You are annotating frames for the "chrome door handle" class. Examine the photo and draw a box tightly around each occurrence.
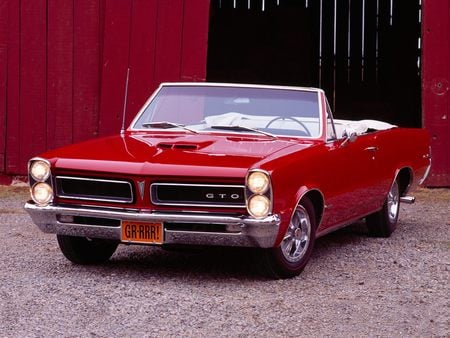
[365,146,378,152]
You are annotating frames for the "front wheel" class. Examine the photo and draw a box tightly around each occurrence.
[259,197,316,279]
[366,179,400,237]
[57,235,119,264]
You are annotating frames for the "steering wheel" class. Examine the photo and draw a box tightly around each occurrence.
[265,116,311,136]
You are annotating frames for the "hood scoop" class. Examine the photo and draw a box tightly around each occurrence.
[157,142,199,151]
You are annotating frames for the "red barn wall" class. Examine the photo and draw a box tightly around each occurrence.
[422,0,450,187]
[0,0,449,186]
[0,0,210,176]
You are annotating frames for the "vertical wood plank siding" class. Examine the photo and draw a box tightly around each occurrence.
[20,1,47,170]
[127,0,158,126]
[1,0,209,176]
[5,0,20,174]
[98,0,134,136]
[47,0,74,149]
[0,0,448,186]
[73,0,102,143]
[422,0,450,186]
[0,1,7,172]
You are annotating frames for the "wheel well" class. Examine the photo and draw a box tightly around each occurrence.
[397,167,413,196]
[302,190,324,228]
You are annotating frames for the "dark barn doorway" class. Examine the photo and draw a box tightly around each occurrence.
[207,0,422,127]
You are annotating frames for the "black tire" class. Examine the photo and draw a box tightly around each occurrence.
[259,197,316,279]
[56,235,119,264]
[366,179,400,237]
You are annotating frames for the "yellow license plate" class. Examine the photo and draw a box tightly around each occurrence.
[121,221,163,244]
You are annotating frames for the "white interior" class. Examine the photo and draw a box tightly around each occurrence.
[333,119,396,138]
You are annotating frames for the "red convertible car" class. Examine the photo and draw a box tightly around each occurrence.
[25,82,431,278]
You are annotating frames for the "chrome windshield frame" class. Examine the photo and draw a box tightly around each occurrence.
[129,82,325,140]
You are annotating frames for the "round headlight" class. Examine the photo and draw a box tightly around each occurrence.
[247,171,269,194]
[31,183,53,205]
[248,195,270,218]
[30,160,51,182]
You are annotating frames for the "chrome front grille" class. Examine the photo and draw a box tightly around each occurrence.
[55,176,134,203]
[151,183,245,208]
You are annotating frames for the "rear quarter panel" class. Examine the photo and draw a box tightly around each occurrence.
[372,128,431,199]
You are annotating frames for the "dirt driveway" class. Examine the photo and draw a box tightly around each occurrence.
[0,186,448,337]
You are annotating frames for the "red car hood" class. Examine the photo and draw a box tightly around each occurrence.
[43,132,313,178]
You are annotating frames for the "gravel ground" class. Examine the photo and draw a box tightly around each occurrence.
[0,186,449,337]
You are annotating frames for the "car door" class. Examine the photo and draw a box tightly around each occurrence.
[318,107,382,231]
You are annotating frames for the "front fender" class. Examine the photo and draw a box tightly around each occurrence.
[271,183,319,247]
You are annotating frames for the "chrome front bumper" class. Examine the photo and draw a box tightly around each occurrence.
[24,202,281,248]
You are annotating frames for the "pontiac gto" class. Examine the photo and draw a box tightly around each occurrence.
[25,83,431,278]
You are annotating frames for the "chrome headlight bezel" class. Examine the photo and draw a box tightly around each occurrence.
[247,170,270,194]
[31,182,54,206]
[247,194,271,218]
[245,169,273,219]
[28,157,54,206]
[30,159,51,182]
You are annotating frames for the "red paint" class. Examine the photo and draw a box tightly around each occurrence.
[98,0,133,137]
[0,0,7,173]
[180,1,210,81]
[20,1,47,169]
[0,174,26,185]
[40,125,429,233]
[153,0,184,85]
[47,0,74,149]
[0,0,209,177]
[422,0,450,186]
[0,0,447,187]
[32,84,431,248]
[73,0,102,143]
[127,0,159,128]
[5,0,21,174]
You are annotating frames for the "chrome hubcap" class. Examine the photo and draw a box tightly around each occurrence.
[281,205,311,263]
[387,180,400,223]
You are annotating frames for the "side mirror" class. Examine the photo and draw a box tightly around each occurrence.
[341,128,357,146]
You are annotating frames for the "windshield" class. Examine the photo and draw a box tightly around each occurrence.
[132,85,322,138]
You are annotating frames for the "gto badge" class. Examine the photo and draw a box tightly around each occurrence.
[206,193,240,200]
[138,181,145,200]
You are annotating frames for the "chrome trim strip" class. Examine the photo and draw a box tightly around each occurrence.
[316,207,380,238]
[25,203,280,226]
[56,176,133,185]
[55,176,133,204]
[151,183,246,208]
[296,188,325,228]
[150,202,244,208]
[25,202,281,248]
[151,183,245,188]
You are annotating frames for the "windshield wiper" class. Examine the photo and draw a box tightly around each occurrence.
[210,125,277,139]
[142,121,198,134]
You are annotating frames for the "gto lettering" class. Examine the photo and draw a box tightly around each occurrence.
[205,193,240,200]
